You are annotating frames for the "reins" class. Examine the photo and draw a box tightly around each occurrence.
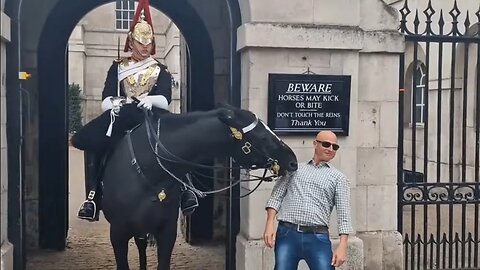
[143,110,278,173]
[187,170,273,199]
[138,109,279,198]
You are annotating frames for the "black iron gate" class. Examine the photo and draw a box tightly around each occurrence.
[398,1,480,270]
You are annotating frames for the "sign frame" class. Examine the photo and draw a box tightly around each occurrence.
[267,73,351,136]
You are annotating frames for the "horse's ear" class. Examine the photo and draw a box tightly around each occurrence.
[218,108,236,126]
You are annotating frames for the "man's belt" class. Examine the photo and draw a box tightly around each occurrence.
[279,221,328,234]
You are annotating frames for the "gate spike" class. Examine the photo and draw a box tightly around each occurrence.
[427,233,436,245]
[476,4,480,24]
[399,0,412,34]
[466,232,473,242]
[416,233,423,244]
[439,10,445,35]
[441,232,448,244]
[464,11,470,35]
[403,233,410,245]
[414,10,420,34]
[449,0,461,36]
[454,232,460,243]
[423,0,436,35]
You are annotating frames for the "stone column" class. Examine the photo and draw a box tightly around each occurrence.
[163,23,182,113]
[1,7,13,270]
[68,25,86,90]
[235,1,404,269]
[354,1,404,269]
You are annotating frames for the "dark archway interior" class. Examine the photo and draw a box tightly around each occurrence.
[37,0,215,250]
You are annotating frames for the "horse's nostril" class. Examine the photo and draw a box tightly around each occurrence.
[289,161,298,170]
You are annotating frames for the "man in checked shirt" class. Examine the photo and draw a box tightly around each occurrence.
[264,130,353,270]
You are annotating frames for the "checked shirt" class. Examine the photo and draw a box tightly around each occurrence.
[266,160,353,235]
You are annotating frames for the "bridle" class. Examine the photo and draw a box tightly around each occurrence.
[131,109,283,198]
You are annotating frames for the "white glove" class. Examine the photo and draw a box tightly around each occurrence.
[101,96,114,112]
[137,95,169,110]
[102,96,126,112]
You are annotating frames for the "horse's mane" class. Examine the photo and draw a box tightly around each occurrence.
[150,108,223,129]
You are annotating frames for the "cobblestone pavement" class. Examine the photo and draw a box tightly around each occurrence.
[26,148,225,270]
[26,216,225,270]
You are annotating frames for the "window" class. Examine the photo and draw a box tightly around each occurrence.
[412,64,426,124]
[403,169,424,183]
[115,0,135,30]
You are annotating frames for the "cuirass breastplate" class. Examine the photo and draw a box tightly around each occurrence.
[119,59,161,99]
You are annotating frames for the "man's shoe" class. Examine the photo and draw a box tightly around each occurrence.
[180,190,199,216]
[77,200,97,221]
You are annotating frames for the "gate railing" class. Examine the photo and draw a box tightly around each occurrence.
[403,232,480,270]
[398,1,480,269]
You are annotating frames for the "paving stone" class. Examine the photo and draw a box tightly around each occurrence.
[26,147,225,270]
[26,218,225,270]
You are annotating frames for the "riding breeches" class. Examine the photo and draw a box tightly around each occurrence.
[71,104,145,152]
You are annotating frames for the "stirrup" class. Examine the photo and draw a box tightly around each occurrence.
[77,200,97,221]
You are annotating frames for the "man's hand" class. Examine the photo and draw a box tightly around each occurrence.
[331,243,347,267]
[263,220,276,248]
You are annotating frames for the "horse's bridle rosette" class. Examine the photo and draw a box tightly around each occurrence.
[229,127,243,140]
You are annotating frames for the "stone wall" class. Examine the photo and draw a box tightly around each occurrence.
[236,0,405,269]
[1,0,13,268]
[2,1,414,269]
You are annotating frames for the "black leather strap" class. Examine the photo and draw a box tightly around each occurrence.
[279,221,329,234]
[127,130,145,177]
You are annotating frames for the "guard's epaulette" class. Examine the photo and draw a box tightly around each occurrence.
[151,58,163,66]
[153,59,168,70]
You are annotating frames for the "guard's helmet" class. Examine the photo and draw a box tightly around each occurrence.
[124,0,156,55]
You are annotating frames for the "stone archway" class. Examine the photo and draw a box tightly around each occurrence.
[4,0,241,262]
[36,0,217,250]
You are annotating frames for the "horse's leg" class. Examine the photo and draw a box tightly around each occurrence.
[155,218,178,270]
[134,235,148,270]
[110,224,131,270]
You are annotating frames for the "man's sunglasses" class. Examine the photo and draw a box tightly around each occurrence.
[315,140,340,151]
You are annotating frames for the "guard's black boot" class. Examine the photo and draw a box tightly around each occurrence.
[180,189,199,216]
[78,151,101,221]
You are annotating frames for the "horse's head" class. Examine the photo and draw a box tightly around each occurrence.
[216,104,298,176]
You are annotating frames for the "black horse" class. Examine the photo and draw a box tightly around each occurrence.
[100,104,298,269]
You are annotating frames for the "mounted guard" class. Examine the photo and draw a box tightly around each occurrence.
[71,0,198,221]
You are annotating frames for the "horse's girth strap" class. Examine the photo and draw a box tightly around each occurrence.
[126,131,145,177]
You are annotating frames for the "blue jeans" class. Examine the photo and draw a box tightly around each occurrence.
[274,223,334,270]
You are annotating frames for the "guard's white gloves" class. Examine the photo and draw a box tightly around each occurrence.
[137,95,169,110]
[102,96,126,113]
[101,96,114,111]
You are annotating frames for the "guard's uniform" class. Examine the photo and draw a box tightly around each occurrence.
[72,0,198,220]
[71,58,172,152]
[71,56,173,221]
[72,0,181,221]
